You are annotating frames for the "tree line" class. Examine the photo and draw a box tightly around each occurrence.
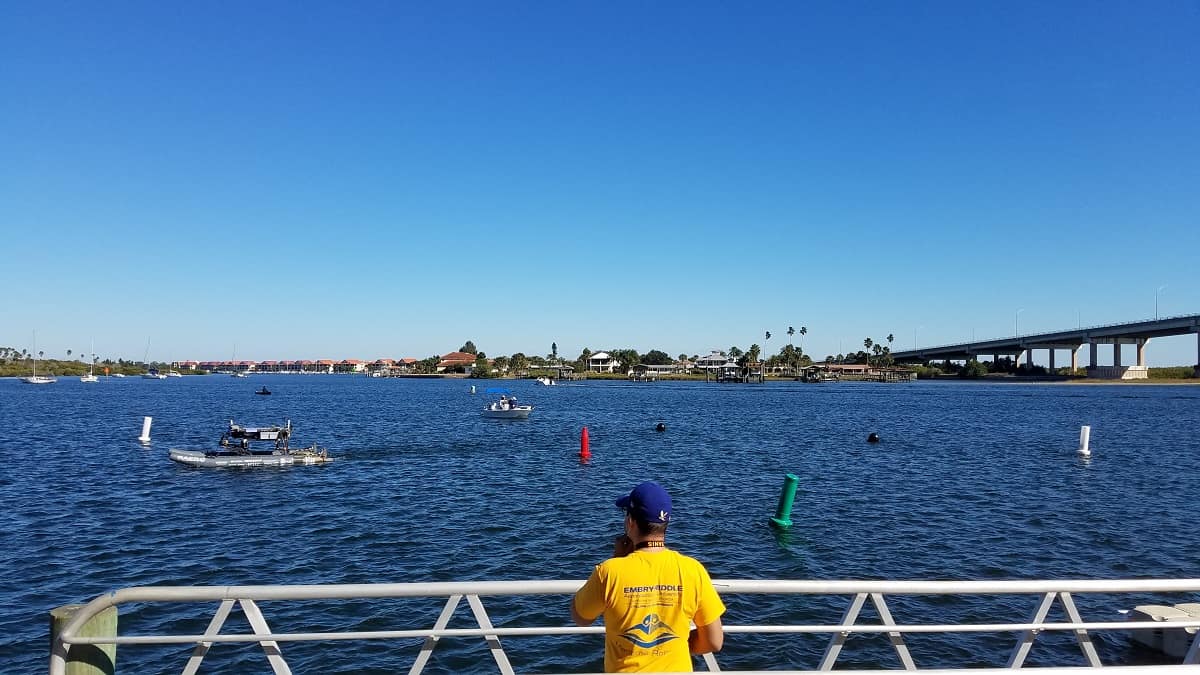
[432,326,908,377]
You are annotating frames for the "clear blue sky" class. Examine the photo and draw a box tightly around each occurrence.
[3,2,1197,365]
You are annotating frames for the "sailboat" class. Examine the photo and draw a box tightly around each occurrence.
[21,331,57,385]
[80,340,99,383]
[142,338,167,379]
[231,344,248,377]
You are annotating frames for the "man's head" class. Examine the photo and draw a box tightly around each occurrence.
[616,481,671,536]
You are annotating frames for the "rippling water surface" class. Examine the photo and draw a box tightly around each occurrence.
[2,376,1197,672]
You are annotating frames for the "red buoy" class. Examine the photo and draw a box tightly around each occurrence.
[580,426,591,460]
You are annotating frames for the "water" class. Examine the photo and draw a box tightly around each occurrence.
[2,376,1197,672]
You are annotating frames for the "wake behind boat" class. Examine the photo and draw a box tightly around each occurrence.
[482,388,533,419]
[168,419,330,468]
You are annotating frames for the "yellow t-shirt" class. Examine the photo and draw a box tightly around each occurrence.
[573,548,726,672]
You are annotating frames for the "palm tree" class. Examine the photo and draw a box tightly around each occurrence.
[863,338,873,365]
[887,334,894,348]
[765,331,771,341]
[67,348,72,358]
[787,326,795,338]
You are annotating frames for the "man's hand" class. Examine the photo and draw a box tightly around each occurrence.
[613,534,635,558]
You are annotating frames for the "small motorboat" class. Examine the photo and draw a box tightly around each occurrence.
[256,386,272,395]
[169,420,331,468]
[482,388,533,419]
[536,376,555,386]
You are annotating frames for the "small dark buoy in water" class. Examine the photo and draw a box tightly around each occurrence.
[655,422,666,432]
[866,432,880,443]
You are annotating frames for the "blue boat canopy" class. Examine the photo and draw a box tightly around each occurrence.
[484,387,511,395]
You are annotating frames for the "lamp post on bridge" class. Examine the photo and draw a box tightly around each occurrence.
[1156,285,1168,320]
[1015,309,1025,338]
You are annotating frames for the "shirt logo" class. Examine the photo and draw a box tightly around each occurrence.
[620,613,679,649]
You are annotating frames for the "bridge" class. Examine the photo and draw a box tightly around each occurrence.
[890,314,1200,379]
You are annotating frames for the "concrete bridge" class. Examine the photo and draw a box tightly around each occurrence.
[890,314,1200,379]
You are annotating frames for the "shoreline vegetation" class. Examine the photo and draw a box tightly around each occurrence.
[2,364,1196,385]
[2,340,1195,382]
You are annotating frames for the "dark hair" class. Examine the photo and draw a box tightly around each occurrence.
[630,514,668,538]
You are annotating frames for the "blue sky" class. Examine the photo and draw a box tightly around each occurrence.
[2,2,1197,365]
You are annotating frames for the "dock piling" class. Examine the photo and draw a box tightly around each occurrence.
[137,416,152,444]
[50,604,117,675]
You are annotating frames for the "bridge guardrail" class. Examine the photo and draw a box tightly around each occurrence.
[895,313,1200,355]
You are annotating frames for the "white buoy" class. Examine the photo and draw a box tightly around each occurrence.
[470,385,476,394]
[1077,425,1091,457]
[138,416,152,444]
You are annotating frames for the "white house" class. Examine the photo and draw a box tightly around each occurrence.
[587,351,619,373]
[695,351,734,371]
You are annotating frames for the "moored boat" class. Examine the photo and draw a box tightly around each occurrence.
[81,341,99,382]
[20,331,56,384]
[21,375,57,385]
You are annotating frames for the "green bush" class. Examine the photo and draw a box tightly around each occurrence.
[959,360,988,379]
[913,365,943,379]
[1149,366,1196,379]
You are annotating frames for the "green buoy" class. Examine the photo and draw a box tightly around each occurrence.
[769,473,799,529]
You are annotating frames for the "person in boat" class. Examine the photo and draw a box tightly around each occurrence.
[499,395,510,410]
[571,481,725,672]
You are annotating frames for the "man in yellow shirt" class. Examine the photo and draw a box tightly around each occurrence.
[571,481,726,672]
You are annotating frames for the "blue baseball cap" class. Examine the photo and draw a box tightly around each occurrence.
[615,481,672,524]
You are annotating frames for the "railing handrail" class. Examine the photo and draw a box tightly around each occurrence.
[52,578,1200,674]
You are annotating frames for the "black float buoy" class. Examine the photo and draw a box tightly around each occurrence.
[655,422,667,432]
[866,432,880,443]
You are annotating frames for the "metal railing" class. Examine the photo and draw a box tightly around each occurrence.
[51,578,1200,674]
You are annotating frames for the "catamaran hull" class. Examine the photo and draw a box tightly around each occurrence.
[169,449,331,468]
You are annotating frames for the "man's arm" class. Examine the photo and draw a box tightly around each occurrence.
[688,617,724,654]
[570,596,596,627]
